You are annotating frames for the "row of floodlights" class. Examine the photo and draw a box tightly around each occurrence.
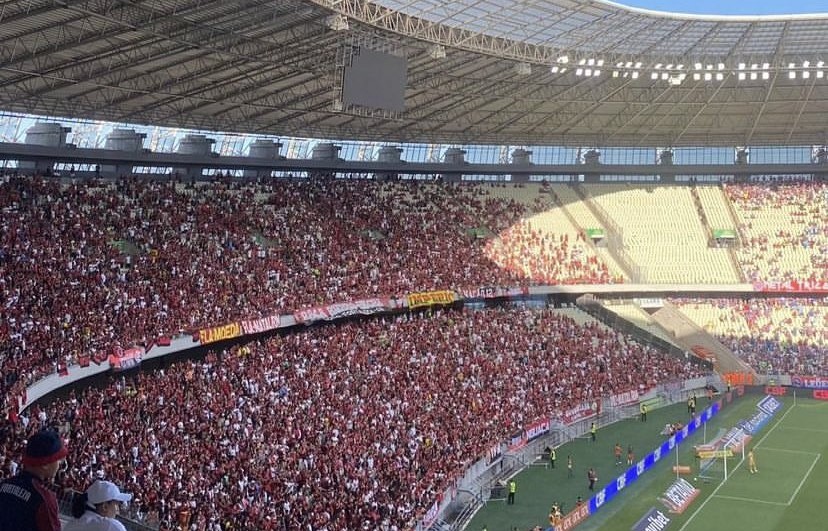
[551,56,827,82]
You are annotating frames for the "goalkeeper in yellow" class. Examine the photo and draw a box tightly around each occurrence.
[748,448,758,474]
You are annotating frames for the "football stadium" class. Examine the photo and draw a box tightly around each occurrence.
[0,1,827,531]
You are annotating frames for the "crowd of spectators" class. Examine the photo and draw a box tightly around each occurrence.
[724,181,828,283]
[0,175,617,416]
[484,219,619,285]
[671,297,828,376]
[3,173,828,530]
[2,307,704,530]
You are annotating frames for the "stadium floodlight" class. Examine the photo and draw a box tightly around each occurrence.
[818,71,824,79]
[818,61,825,68]
[789,62,796,69]
[616,61,624,68]
[559,67,567,73]
[666,64,674,69]
[597,59,604,67]
[661,72,669,80]
[677,64,684,70]
[694,62,702,70]
[551,65,560,73]
[718,63,725,70]
[612,71,619,77]
[558,55,569,64]
[716,73,724,81]
[631,71,639,79]
[579,58,587,65]
[789,71,796,79]
[706,64,714,70]
[428,44,446,59]
[763,63,770,69]
[655,63,663,69]
[704,72,712,81]
[587,58,595,66]
[803,71,810,79]
[635,62,642,68]
[576,68,584,76]
[738,72,746,80]
[625,61,633,68]
[803,60,810,68]
[651,72,659,80]
[738,63,746,70]
[594,69,601,76]
[326,14,349,31]
[762,72,770,80]
[751,63,759,70]
[693,73,701,80]
[750,72,757,80]
[585,68,592,76]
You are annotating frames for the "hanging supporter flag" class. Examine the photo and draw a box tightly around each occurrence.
[57,363,69,377]
[406,290,456,309]
[109,346,144,371]
[92,351,108,365]
[78,355,91,368]
[157,336,172,347]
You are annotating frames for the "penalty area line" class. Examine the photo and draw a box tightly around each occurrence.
[787,454,821,506]
[712,494,788,507]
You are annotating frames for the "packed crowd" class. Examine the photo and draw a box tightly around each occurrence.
[0,175,618,413]
[1,307,704,530]
[484,218,619,285]
[725,181,828,283]
[672,297,828,376]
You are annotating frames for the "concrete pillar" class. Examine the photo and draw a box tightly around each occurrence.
[442,147,466,182]
[21,123,71,174]
[244,140,282,180]
[583,149,600,165]
[311,143,341,160]
[176,134,215,179]
[510,148,532,182]
[103,128,147,177]
[376,146,403,180]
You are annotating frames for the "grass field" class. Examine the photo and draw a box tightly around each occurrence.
[466,390,828,531]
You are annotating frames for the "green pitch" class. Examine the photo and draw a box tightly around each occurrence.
[466,391,828,531]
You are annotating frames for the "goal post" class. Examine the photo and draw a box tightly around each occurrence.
[697,439,746,482]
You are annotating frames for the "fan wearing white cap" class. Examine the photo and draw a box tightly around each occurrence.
[64,480,133,531]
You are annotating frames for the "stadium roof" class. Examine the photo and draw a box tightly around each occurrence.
[2,0,828,146]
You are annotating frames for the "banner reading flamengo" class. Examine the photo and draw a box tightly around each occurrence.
[406,290,456,309]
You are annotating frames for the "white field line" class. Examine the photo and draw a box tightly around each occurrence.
[713,495,788,506]
[785,454,821,506]
[779,426,828,434]
[759,447,820,456]
[677,404,795,531]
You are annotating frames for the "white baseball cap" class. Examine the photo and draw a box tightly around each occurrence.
[86,480,133,505]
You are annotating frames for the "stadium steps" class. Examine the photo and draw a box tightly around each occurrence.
[546,184,630,281]
[648,302,754,374]
[688,185,716,244]
[567,183,638,280]
[603,301,683,349]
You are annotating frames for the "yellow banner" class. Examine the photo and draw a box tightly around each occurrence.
[407,290,455,309]
[198,322,242,345]
[696,449,732,459]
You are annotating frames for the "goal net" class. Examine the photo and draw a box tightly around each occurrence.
[697,434,747,482]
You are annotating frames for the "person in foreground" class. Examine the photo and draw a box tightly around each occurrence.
[64,480,133,531]
[0,429,68,531]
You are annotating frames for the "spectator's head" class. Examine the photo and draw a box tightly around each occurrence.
[80,480,132,519]
[22,429,67,481]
